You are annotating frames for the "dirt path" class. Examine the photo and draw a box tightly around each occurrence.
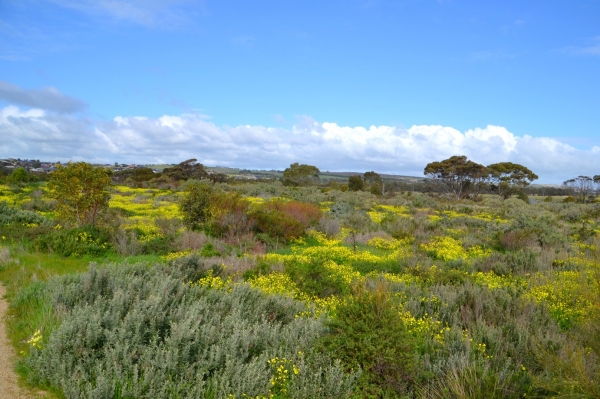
[0,284,39,399]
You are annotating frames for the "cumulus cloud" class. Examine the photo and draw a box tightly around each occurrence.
[0,80,86,113]
[1,105,599,183]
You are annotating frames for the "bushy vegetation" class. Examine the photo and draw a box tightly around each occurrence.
[1,164,600,399]
[24,261,356,398]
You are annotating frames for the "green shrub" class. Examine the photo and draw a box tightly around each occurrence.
[140,235,175,255]
[317,283,418,397]
[0,201,49,226]
[26,263,358,398]
[285,258,349,298]
[34,225,111,257]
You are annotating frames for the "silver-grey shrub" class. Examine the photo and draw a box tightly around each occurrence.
[27,262,357,398]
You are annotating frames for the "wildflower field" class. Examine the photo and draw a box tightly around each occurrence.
[1,180,600,398]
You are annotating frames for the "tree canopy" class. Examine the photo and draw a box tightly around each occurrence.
[47,162,112,226]
[363,171,383,195]
[348,175,364,192]
[164,159,208,181]
[424,156,487,200]
[282,163,320,186]
[7,167,33,184]
[488,162,538,199]
[179,181,213,230]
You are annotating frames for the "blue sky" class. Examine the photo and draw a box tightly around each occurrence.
[1,0,599,182]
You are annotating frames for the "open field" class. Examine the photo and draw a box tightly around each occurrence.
[1,181,599,398]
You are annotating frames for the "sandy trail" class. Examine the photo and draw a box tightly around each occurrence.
[0,284,41,399]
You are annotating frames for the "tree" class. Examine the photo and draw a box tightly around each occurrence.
[363,171,383,195]
[563,176,595,203]
[164,159,208,181]
[487,162,538,199]
[424,155,487,200]
[47,162,112,227]
[348,175,364,191]
[282,162,320,186]
[7,167,31,184]
[179,182,213,230]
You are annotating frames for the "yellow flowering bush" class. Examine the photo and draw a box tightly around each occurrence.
[526,270,597,328]
[161,250,192,262]
[367,204,409,223]
[421,236,466,262]
[192,269,233,290]
[421,236,491,262]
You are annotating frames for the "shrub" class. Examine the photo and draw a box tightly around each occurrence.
[34,225,111,257]
[317,216,341,237]
[140,234,175,255]
[499,229,539,251]
[176,230,208,251]
[179,181,213,230]
[209,190,253,238]
[317,283,418,397]
[0,201,49,226]
[285,258,349,298]
[251,201,308,243]
[26,263,357,398]
[47,162,112,227]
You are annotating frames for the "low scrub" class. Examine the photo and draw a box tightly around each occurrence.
[25,262,358,398]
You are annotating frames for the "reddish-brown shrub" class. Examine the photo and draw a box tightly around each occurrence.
[267,200,322,229]
[209,191,253,238]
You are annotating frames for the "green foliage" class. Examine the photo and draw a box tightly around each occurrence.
[348,175,364,192]
[517,191,530,204]
[282,162,320,186]
[285,258,349,298]
[163,158,208,181]
[140,234,175,255]
[179,181,213,230]
[487,162,538,199]
[25,263,357,398]
[47,162,112,227]
[200,242,223,257]
[317,283,418,397]
[364,171,383,195]
[424,155,487,200]
[0,201,49,226]
[34,225,111,257]
[6,178,600,398]
[7,167,34,184]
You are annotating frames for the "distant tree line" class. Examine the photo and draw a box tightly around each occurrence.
[5,156,598,202]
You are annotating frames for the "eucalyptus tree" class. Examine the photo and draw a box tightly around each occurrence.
[424,155,487,200]
[282,163,320,186]
[487,162,538,199]
[563,176,595,202]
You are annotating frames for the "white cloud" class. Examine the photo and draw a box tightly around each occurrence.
[1,105,600,183]
[0,80,86,113]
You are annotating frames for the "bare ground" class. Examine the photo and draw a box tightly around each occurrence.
[0,284,45,399]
